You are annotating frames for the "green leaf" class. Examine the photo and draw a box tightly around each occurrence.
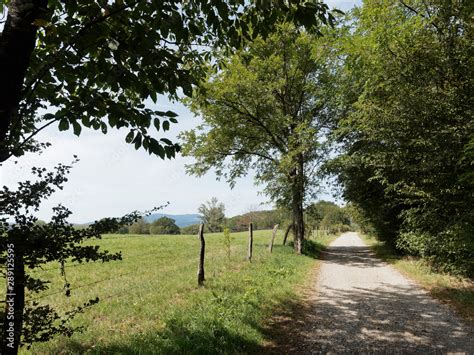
[157,144,166,159]
[150,138,166,159]
[125,131,134,143]
[150,91,157,103]
[100,122,108,134]
[133,133,142,150]
[72,121,82,136]
[160,138,173,145]
[164,145,174,159]
[165,111,178,118]
[43,113,55,120]
[149,138,162,158]
[58,119,69,131]
[163,121,170,131]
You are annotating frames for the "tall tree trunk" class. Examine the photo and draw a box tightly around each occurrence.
[0,0,47,161]
[291,154,305,254]
[292,192,304,254]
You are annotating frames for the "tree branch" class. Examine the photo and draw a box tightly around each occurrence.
[2,116,60,161]
[217,98,288,153]
[399,0,441,33]
[218,148,277,163]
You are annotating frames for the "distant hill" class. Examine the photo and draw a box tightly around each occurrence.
[144,213,201,227]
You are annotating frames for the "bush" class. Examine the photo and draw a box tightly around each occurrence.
[397,228,474,278]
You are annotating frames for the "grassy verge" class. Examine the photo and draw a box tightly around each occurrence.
[6,230,336,354]
[360,234,474,323]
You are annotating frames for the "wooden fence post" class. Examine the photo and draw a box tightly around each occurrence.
[269,224,279,253]
[197,224,205,286]
[282,224,293,245]
[248,223,253,262]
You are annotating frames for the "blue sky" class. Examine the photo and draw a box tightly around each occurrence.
[0,0,361,223]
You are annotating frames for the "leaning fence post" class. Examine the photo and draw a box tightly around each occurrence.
[269,224,279,253]
[248,223,253,262]
[197,223,205,286]
[283,224,293,245]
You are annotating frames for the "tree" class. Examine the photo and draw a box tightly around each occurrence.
[149,216,180,235]
[0,160,157,352]
[198,198,225,233]
[128,218,150,235]
[332,0,474,275]
[181,25,340,253]
[0,0,338,162]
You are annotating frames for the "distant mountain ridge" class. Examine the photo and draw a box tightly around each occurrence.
[144,213,201,227]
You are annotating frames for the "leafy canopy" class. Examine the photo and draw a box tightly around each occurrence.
[181,24,339,206]
[0,0,340,162]
[331,0,474,275]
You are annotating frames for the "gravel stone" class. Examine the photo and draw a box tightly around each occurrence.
[305,232,474,354]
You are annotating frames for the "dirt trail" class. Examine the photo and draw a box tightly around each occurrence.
[266,232,474,353]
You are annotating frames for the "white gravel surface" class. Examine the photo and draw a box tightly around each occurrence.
[300,232,474,354]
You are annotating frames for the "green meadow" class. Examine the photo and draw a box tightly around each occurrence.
[13,230,335,354]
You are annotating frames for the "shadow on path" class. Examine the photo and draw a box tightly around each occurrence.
[264,233,474,354]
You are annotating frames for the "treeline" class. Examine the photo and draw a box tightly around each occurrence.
[120,212,282,235]
[122,200,351,237]
[330,1,473,277]
[119,216,181,235]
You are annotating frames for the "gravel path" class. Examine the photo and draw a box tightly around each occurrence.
[274,232,474,354]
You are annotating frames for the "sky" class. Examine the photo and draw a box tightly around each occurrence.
[0,0,361,223]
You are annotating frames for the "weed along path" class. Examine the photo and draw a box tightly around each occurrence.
[266,232,474,353]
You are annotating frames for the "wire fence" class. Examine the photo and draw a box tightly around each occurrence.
[1,233,269,305]
[0,228,294,306]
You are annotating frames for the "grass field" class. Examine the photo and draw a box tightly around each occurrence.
[8,230,336,354]
[361,234,474,323]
